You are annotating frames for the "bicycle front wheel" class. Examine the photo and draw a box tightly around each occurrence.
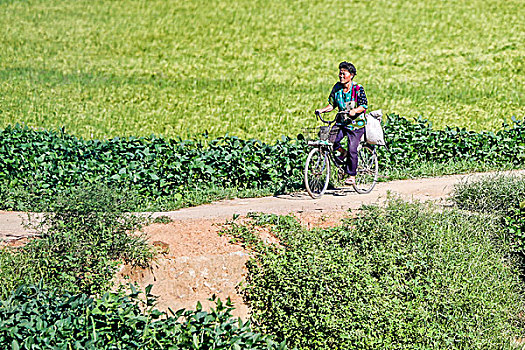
[304,148,330,199]
[353,144,378,194]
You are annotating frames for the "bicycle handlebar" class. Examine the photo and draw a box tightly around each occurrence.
[315,110,350,124]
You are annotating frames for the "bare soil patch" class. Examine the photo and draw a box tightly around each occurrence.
[113,212,353,319]
[113,219,251,317]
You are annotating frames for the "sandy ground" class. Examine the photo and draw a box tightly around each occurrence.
[2,170,524,319]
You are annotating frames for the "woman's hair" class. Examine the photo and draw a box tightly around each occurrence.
[339,61,357,75]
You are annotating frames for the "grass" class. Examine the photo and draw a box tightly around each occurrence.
[0,0,523,141]
[0,181,274,212]
[381,159,522,180]
[136,186,274,212]
[452,173,525,213]
[451,174,525,283]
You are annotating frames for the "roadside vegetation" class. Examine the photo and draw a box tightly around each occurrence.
[0,184,152,299]
[453,174,525,261]
[1,169,524,349]
[222,195,525,349]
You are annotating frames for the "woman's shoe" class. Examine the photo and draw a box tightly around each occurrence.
[344,177,355,186]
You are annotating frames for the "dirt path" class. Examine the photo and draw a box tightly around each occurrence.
[2,170,524,318]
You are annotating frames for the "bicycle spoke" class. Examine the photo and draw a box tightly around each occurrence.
[353,144,378,194]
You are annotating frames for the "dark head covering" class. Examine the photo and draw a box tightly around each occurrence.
[338,61,357,75]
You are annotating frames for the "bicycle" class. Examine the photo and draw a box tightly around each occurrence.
[304,111,379,199]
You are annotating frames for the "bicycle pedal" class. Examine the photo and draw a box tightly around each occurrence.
[333,189,347,196]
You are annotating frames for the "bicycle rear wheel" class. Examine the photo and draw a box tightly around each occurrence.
[353,143,378,194]
[304,148,330,198]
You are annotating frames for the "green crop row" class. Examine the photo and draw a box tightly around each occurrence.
[0,125,304,211]
[0,115,524,211]
[380,114,525,169]
[0,124,305,212]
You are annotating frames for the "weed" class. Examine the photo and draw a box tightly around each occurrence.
[452,174,525,264]
[152,215,173,224]
[453,173,525,214]
[0,183,153,298]
[234,200,524,349]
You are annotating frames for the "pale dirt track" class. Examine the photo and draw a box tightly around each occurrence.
[1,170,524,319]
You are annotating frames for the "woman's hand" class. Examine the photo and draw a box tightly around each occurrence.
[315,105,334,116]
[350,106,365,117]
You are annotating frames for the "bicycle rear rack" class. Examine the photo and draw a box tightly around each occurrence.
[307,140,333,147]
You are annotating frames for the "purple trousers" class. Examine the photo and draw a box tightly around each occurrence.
[333,126,365,176]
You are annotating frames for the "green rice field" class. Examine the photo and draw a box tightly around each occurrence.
[0,0,523,141]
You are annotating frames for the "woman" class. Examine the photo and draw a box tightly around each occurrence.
[315,61,368,186]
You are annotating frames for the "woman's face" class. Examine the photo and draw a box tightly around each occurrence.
[339,68,353,84]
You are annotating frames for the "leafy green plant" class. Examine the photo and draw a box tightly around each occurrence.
[380,114,525,172]
[0,125,306,212]
[0,116,524,212]
[505,201,525,255]
[225,201,524,349]
[152,215,173,224]
[0,284,289,349]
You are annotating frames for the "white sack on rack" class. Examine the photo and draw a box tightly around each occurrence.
[365,109,386,146]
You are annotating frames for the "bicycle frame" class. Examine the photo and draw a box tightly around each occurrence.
[304,111,379,197]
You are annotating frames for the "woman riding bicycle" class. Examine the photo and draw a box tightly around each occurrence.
[315,61,368,186]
